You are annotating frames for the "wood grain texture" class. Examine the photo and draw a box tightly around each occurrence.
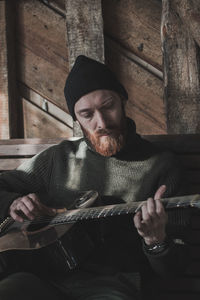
[0,159,28,171]
[102,0,162,70]
[0,138,64,145]
[161,0,200,133]
[174,0,200,48]
[0,1,20,138]
[65,0,105,136]
[23,99,72,138]
[105,38,166,135]
[0,1,10,139]
[19,82,73,129]
[65,0,105,68]
[16,0,69,111]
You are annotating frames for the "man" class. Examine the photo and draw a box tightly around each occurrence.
[0,56,187,299]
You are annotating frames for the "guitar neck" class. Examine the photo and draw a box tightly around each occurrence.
[50,194,200,226]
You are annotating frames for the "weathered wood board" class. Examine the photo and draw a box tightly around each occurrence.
[105,38,166,134]
[161,0,200,134]
[0,1,10,139]
[16,0,69,111]
[102,0,162,70]
[22,99,72,138]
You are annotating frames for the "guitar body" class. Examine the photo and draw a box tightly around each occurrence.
[0,221,73,252]
[0,190,99,253]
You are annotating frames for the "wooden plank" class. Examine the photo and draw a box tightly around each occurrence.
[65,0,105,136]
[174,0,200,48]
[0,138,63,145]
[0,1,23,138]
[16,0,69,111]
[161,0,200,134]
[105,38,166,135]
[0,144,56,156]
[0,159,29,171]
[105,37,163,80]
[23,99,73,138]
[65,0,104,68]
[102,0,162,70]
[0,1,10,139]
[19,83,73,129]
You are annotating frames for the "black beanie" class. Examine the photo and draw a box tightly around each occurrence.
[64,55,128,120]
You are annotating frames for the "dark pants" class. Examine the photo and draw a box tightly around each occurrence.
[0,272,65,300]
[0,271,141,300]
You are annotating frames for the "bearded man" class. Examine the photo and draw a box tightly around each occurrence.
[0,56,188,300]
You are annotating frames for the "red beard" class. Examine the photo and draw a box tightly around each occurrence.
[82,124,126,157]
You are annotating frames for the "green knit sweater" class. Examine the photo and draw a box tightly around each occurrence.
[0,119,188,282]
[0,119,180,219]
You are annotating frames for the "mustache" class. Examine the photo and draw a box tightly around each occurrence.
[95,128,119,137]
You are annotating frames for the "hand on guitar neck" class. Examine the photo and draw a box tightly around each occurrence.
[8,193,57,223]
[133,185,168,246]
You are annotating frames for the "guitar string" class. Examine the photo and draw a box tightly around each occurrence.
[18,204,138,227]
[13,197,199,227]
[4,196,199,230]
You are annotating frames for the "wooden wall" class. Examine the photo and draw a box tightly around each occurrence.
[3,0,166,138]
[15,0,73,138]
[102,0,166,135]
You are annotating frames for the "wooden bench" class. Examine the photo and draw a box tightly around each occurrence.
[0,135,200,299]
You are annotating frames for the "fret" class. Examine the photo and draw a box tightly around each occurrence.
[46,194,200,228]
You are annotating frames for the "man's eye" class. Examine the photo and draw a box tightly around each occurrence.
[103,103,113,110]
[82,113,92,119]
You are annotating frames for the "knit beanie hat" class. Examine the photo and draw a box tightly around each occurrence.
[64,55,128,120]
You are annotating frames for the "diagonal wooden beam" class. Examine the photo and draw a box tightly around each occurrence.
[65,0,105,135]
[161,0,200,133]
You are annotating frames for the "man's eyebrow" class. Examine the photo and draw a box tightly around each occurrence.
[101,97,114,105]
[77,108,91,114]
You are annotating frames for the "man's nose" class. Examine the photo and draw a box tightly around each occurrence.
[96,111,107,129]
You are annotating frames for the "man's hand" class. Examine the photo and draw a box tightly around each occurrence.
[9,193,56,223]
[133,185,168,245]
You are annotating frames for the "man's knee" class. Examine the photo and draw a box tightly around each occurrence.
[0,272,65,300]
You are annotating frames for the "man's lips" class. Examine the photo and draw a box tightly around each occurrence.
[97,131,113,137]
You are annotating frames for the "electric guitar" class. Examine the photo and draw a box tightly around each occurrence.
[0,192,199,253]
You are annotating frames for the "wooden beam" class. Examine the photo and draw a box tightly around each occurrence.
[0,1,22,139]
[161,0,200,133]
[65,0,105,136]
[174,0,200,48]
[0,1,9,139]
[65,0,104,68]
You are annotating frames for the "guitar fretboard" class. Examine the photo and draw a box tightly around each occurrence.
[48,194,200,226]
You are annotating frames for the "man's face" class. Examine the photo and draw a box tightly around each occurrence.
[74,89,126,156]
